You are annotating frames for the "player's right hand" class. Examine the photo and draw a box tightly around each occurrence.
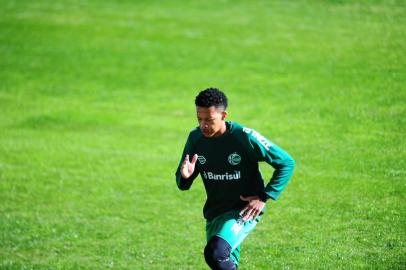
[180,154,198,179]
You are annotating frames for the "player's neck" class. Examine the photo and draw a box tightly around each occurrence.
[213,122,227,137]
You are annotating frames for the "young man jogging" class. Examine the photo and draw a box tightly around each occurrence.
[175,88,295,269]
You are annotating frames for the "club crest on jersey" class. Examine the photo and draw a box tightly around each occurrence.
[197,155,206,165]
[228,152,241,165]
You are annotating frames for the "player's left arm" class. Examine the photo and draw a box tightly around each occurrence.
[239,128,295,221]
[260,143,295,200]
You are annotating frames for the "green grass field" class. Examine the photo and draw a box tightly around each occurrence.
[0,0,405,269]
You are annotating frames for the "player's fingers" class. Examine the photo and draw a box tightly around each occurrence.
[239,207,248,216]
[252,210,260,221]
[184,154,190,163]
[244,212,254,221]
[240,195,250,202]
[243,208,254,221]
[191,154,198,164]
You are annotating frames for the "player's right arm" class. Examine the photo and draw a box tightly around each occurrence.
[175,134,199,190]
[180,154,198,179]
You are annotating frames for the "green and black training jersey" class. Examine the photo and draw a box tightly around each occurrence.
[175,121,295,221]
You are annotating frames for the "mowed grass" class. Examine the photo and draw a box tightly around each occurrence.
[0,0,405,269]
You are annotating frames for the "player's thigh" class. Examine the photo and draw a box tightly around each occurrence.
[206,209,261,251]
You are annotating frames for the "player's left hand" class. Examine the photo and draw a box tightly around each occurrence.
[239,195,266,222]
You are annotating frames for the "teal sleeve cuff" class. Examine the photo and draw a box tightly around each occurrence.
[258,190,270,202]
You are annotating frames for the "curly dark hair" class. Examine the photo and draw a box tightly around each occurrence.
[195,88,228,109]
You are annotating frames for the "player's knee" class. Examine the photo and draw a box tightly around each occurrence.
[204,236,235,269]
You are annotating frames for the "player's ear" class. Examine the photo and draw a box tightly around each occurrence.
[221,111,228,120]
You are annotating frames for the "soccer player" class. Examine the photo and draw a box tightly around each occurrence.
[175,88,295,269]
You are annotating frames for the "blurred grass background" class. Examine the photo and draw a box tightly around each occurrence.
[0,0,405,269]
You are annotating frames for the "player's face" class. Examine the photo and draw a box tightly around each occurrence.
[196,106,227,138]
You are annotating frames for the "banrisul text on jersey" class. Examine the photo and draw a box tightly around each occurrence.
[202,171,241,181]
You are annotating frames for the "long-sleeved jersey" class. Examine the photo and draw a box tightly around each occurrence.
[175,121,295,221]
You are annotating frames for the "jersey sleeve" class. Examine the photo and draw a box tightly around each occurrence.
[175,132,200,190]
[241,127,295,201]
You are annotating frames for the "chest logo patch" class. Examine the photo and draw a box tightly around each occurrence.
[197,155,206,165]
[228,152,241,165]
